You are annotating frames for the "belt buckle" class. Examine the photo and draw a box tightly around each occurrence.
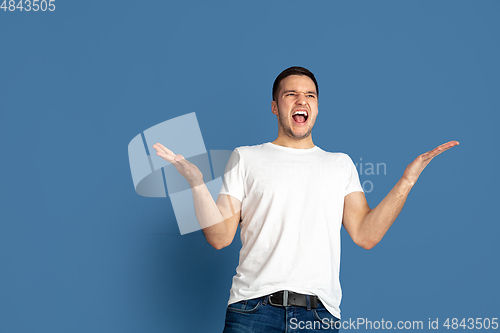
[269,290,288,307]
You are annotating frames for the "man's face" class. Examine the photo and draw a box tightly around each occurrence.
[271,75,319,141]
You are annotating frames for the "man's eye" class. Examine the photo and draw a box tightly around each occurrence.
[307,94,316,98]
[286,93,295,96]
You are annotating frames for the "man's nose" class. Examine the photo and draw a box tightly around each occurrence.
[296,93,307,105]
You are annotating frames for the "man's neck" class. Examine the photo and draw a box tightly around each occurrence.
[271,136,315,149]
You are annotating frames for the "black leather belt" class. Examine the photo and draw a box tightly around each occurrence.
[268,290,318,309]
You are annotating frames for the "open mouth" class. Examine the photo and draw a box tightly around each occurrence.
[292,110,308,124]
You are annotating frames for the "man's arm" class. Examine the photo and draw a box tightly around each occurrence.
[191,186,241,250]
[342,141,459,250]
[152,143,241,250]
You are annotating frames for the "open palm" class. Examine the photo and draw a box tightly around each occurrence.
[403,140,460,185]
[152,143,204,187]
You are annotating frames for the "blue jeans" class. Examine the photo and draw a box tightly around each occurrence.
[223,295,340,332]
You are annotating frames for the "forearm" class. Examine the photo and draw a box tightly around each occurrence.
[345,141,459,249]
[358,176,414,248]
[152,143,241,248]
[191,184,231,248]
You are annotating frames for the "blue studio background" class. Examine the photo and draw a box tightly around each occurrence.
[1,1,499,332]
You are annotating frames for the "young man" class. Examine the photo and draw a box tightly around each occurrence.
[153,67,459,332]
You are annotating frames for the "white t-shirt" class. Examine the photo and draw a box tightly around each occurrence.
[218,142,364,319]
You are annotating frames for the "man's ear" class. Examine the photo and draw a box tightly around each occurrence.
[271,100,278,115]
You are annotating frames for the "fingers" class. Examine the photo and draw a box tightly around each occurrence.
[433,140,459,155]
[423,140,460,160]
[150,145,202,186]
[153,143,175,156]
[435,141,459,152]
[151,143,193,171]
[152,143,176,162]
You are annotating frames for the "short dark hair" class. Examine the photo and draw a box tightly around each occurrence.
[272,66,319,101]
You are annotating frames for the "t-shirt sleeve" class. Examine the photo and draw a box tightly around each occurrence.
[218,148,245,202]
[345,154,364,196]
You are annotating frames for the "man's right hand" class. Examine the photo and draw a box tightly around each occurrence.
[152,143,204,188]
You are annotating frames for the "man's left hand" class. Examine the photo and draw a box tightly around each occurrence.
[403,140,460,186]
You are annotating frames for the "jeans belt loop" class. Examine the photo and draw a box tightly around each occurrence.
[283,290,288,306]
